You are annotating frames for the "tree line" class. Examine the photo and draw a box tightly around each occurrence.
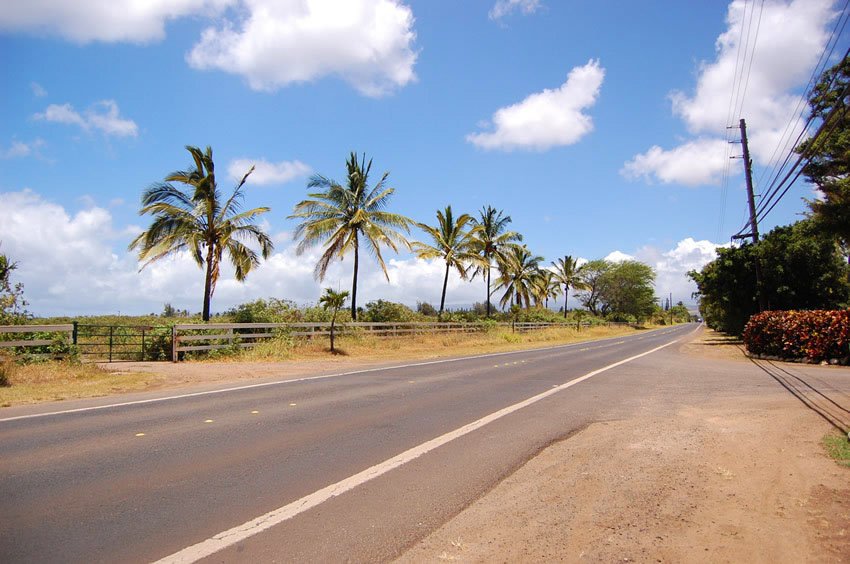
[123,148,664,324]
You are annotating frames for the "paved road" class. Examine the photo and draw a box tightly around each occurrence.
[2,324,719,562]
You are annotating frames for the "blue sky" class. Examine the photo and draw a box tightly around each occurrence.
[0,0,845,316]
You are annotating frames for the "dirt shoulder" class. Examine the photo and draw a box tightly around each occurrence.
[397,329,850,563]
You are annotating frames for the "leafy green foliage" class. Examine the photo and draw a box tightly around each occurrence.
[225,298,303,323]
[690,219,849,334]
[577,259,656,321]
[360,300,419,322]
[0,248,28,324]
[496,244,543,308]
[798,56,850,246]
[743,310,850,362]
[469,206,522,317]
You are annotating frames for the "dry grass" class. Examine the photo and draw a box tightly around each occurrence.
[0,324,653,408]
[0,361,163,407]
[242,324,648,363]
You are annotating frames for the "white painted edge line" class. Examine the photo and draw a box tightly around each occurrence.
[0,324,692,424]
[154,336,682,564]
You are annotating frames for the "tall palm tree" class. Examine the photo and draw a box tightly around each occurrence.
[129,145,273,321]
[470,206,522,316]
[412,206,482,319]
[496,244,544,308]
[319,287,349,353]
[532,268,561,309]
[551,255,589,318]
[289,152,413,321]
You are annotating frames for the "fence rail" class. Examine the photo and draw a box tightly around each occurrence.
[0,320,637,362]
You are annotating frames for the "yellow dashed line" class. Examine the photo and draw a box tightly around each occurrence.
[204,419,214,423]
[289,403,297,407]
[408,380,415,383]
[251,410,259,414]
[135,433,145,437]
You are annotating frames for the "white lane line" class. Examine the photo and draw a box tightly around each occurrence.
[154,337,681,564]
[0,325,689,424]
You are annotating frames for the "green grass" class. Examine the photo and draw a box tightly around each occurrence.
[823,431,850,468]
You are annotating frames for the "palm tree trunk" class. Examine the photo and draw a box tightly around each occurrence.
[351,236,359,321]
[202,249,214,322]
[563,284,569,319]
[486,266,491,317]
[439,262,450,320]
[329,314,336,352]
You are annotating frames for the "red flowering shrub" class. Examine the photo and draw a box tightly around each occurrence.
[743,310,850,362]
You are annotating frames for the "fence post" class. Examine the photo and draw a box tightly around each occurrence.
[171,326,177,363]
[141,328,146,361]
[108,326,114,362]
[72,321,78,345]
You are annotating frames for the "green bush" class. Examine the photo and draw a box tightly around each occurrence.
[743,310,850,362]
[361,300,419,322]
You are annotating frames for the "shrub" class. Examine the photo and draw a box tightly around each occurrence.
[742,310,850,362]
[361,300,419,322]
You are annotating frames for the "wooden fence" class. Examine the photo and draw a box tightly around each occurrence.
[0,324,75,359]
[0,320,633,362]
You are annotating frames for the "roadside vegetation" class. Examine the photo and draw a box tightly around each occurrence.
[823,431,850,468]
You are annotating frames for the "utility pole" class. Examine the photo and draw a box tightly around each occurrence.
[731,118,767,311]
[740,118,760,243]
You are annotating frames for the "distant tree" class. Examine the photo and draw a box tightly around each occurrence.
[690,219,849,334]
[289,152,413,321]
[470,206,522,317]
[361,300,418,322]
[496,244,543,308]
[161,303,177,318]
[319,288,349,353]
[226,298,302,323]
[576,259,612,315]
[416,301,437,317]
[412,206,481,319]
[532,268,561,309]
[598,261,656,321]
[798,56,850,248]
[129,145,273,321]
[551,255,589,318]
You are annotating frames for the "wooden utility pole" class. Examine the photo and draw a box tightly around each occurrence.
[740,118,760,243]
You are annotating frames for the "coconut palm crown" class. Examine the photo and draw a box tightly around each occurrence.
[551,255,589,318]
[129,145,273,321]
[412,206,482,319]
[496,244,544,308]
[289,152,413,320]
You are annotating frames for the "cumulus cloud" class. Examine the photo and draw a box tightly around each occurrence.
[0,0,232,43]
[604,250,635,263]
[34,100,138,138]
[489,0,542,20]
[467,59,605,151]
[623,0,835,186]
[1,138,45,159]
[635,238,725,304]
[620,138,730,186]
[186,0,418,96]
[228,158,312,186]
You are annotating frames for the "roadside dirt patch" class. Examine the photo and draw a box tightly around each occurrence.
[397,329,850,563]
[397,395,850,563]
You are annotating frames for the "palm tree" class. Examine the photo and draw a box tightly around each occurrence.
[412,206,482,319]
[129,145,273,321]
[496,244,544,308]
[319,287,349,353]
[470,206,522,316]
[289,152,413,321]
[532,268,561,309]
[551,255,589,318]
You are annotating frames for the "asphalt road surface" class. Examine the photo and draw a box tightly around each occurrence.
[2,324,705,563]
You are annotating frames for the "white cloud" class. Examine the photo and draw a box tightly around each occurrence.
[187,0,418,97]
[467,59,604,151]
[1,138,45,159]
[624,0,835,186]
[228,158,312,186]
[34,100,138,138]
[30,82,47,97]
[604,250,635,263]
[635,238,726,304]
[489,0,542,20]
[0,0,232,43]
[620,138,731,186]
